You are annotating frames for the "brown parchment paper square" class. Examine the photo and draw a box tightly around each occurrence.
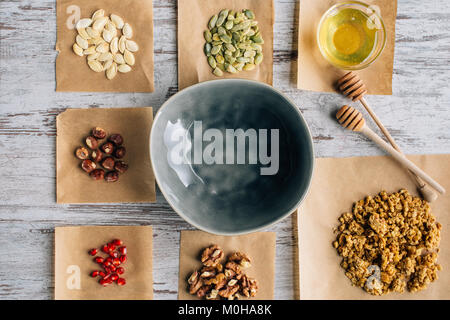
[178,0,274,90]
[56,0,154,92]
[55,226,153,300]
[297,0,397,95]
[178,231,276,300]
[297,154,450,300]
[56,107,156,203]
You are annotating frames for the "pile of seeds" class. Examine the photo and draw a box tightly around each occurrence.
[72,9,139,80]
[333,189,442,295]
[89,239,127,286]
[75,127,129,183]
[187,245,258,300]
[204,9,264,76]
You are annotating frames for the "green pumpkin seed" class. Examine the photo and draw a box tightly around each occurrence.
[244,10,255,19]
[213,67,224,77]
[237,57,250,63]
[255,53,263,65]
[219,34,232,43]
[216,54,225,64]
[225,43,236,52]
[208,15,218,29]
[208,56,217,69]
[212,33,220,41]
[225,20,234,30]
[226,64,238,73]
[204,43,212,56]
[204,30,212,42]
[243,63,256,71]
[217,26,226,35]
[211,45,221,55]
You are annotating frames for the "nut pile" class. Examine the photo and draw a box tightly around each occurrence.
[72,9,139,80]
[204,9,264,76]
[333,189,442,295]
[75,127,129,182]
[89,239,127,286]
[187,245,258,300]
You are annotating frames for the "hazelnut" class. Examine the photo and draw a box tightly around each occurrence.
[114,146,126,159]
[92,127,107,139]
[105,171,119,183]
[81,159,97,173]
[109,134,124,146]
[114,161,128,174]
[85,136,98,149]
[89,169,105,181]
[75,147,90,160]
[102,157,115,170]
[91,149,103,162]
[101,142,114,154]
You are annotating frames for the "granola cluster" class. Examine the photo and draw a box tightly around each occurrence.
[187,245,258,300]
[333,189,442,295]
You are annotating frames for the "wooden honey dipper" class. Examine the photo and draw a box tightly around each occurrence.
[336,105,446,195]
[337,72,439,202]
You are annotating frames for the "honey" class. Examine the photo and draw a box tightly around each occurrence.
[318,7,379,68]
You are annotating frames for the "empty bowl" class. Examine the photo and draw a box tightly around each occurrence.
[150,79,314,235]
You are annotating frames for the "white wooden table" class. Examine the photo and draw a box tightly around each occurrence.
[0,0,449,300]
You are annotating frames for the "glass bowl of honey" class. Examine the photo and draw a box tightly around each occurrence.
[317,1,386,70]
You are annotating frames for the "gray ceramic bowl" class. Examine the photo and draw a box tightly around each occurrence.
[150,79,314,235]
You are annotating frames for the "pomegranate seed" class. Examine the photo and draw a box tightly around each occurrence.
[105,257,113,263]
[113,258,121,266]
[107,243,116,251]
[112,239,123,246]
[103,260,112,267]
[94,257,104,264]
[91,271,99,277]
[116,267,124,275]
[89,248,98,256]
[109,251,119,258]
[119,255,127,264]
[109,265,117,272]
[99,278,112,286]
[111,274,119,281]
[117,278,126,286]
[104,267,112,274]
[99,271,106,277]
[118,246,127,255]
[102,245,109,253]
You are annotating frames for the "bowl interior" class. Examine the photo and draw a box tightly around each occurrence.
[151,80,314,235]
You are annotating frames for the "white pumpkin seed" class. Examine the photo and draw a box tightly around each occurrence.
[72,43,83,56]
[123,50,135,66]
[122,23,133,38]
[77,27,91,40]
[106,63,118,80]
[103,59,113,71]
[76,18,92,29]
[111,14,124,29]
[76,35,89,49]
[110,37,118,55]
[92,9,105,20]
[102,29,113,43]
[98,52,113,62]
[86,27,100,39]
[87,52,100,61]
[92,17,108,31]
[125,40,139,52]
[88,37,104,45]
[113,53,125,64]
[96,42,109,53]
[83,46,96,55]
[119,36,126,53]
[118,64,131,73]
[88,60,103,72]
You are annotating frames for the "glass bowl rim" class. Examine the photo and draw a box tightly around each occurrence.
[316,0,387,70]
